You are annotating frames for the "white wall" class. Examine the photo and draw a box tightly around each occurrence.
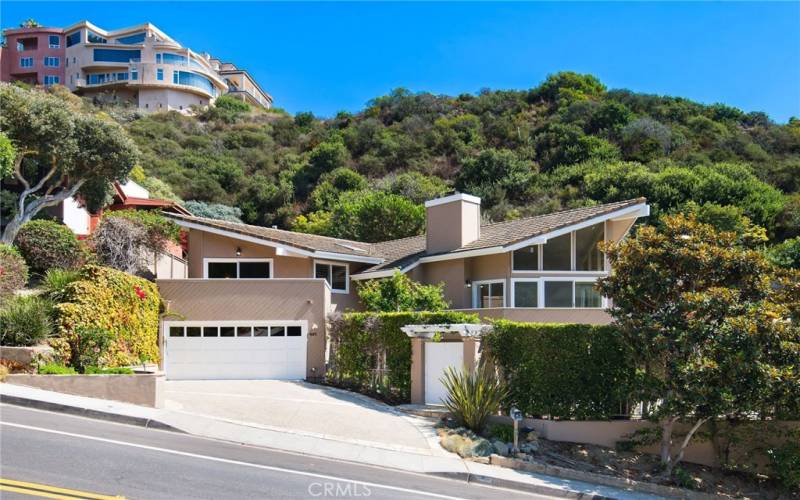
[62,196,90,235]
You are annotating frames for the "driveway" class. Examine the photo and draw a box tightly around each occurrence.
[164,380,441,454]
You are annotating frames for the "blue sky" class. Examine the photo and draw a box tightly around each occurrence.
[3,2,799,122]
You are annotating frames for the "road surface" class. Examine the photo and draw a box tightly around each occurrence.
[0,404,558,500]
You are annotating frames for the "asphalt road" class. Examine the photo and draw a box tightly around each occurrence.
[0,404,557,500]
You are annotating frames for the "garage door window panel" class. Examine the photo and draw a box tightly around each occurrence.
[254,326,269,337]
[202,326,218,337]
[270,326,285,337]
[186,326,202,337]
[169,326,184,337]
[287,326,302,337]
[236,326,252,337]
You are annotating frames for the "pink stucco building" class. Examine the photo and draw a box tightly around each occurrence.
[0,26,65,86]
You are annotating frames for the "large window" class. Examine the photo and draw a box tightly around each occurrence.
[575,224,605,271]
[173,70,216,96]
[19,57,33,68]
[314,261,348,293]
[66,31,81,47]
[512,245,538,271]
[87,31,107,44]
[48,35,60,48]
[116,32,146,44]
[93,49,140,63]
[511,280,538,307]
[44,56,60,67]
[205,259,272,279]
[43,75,60,86]
[544,280,603,308]
[542,233,571,270]
[156,69,164,81]
[473,280,505,308]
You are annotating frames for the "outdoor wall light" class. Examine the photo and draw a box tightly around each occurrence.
[235,247,242,256]
[465,280,472,288]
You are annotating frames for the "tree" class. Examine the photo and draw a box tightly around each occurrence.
[456,149,536,205]
[0,132,14,179]
[328,191,425,242]
[358,271,448,312]
[0,85,138,243]
[767,237,800,269]
[597,214,800,477]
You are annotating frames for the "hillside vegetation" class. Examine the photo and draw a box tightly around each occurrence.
[112,72,798,245]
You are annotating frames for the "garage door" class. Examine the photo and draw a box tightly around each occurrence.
[164,321,307,380]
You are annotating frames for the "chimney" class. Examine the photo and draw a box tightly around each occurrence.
[425,193,481,254]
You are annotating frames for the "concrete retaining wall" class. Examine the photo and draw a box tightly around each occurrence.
[5,373,164,408]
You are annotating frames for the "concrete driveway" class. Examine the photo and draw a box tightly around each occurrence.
[164,380,441,454]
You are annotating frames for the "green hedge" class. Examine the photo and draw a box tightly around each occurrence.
[482,320,636,420]
[54,265,161,367]
[328,311,479,401]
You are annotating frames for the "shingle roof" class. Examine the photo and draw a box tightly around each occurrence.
[359,198,647,273]
[167,198,646,271]
[165,213,375,257]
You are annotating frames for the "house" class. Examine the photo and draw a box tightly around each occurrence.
[1,21,273,111]
[158,193,648,381]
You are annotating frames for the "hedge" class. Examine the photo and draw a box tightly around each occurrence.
[482,320,637,420]
[328,311,479,402]
[15,220,85,273]
[54,265,161,367]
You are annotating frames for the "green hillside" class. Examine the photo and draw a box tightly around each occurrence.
[118,72,799,244]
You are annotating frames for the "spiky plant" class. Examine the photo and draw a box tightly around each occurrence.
[440,361,507,433]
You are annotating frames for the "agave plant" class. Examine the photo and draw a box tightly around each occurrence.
[440,361,508,433]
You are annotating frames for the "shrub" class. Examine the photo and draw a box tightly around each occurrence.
[482,321,636,419]
[38,362,77,375]
[214,95,250,113]
[358,271,448,312]
[0,244,28,300]
[328,311,478,401]
[0,295,54,346]
[55,265,160,366]
[91,217,149,274]
[69,326,113,372]
[14,220,84,273]
[441,362,507,433]
[41,268,81,302]
[83,366,134,374]
[769,435,800,491]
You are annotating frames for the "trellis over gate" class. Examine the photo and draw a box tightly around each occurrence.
[401,324,492,405]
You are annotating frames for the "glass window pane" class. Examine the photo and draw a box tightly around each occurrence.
[545,282,573,307]
[513,282,538,307]
[542,233,572,270]
[331,265,347,290]
[270,326,285,337]
[575,224,605,271]
[219,326,235,337]
[315,263,329,281]
[575,282,602,308]
[203,326,218,337]
[254,326,269,337]
[478,282,504,308]
[169,326,184,337]
[208,262,237,278]
[186,327,201,337]
[239,261,270,279]
[512,246,538,271]
[287,326,302,337]
[235,326,251,337]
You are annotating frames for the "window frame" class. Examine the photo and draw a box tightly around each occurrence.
[472,279,506,309]
[512,222,607,274]
[312,260,349,294]
[43,75,60,86]
[156,68,164,81]
[541,277,606,309]
[511,244,541,272]
[19,57,34,68]
[44,56,60,67]
[203,258,273,280]
[48,35,60,48]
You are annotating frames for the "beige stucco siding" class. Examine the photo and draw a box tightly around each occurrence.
[158,279,330,378]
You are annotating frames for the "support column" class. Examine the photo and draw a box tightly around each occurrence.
[463,337,477,372]
[410,337,425,405]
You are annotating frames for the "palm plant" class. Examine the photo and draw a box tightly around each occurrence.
[440,361,507,433]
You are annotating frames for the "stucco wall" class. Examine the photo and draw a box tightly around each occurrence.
[157,278,331,378]
[6,373,164,408]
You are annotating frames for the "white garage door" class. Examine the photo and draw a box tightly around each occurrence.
[164,321,307,380]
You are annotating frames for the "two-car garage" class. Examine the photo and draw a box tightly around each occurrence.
[163,321,308,380]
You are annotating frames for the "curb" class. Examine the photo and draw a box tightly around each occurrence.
[0,394,183,433]
[428,471,618,500]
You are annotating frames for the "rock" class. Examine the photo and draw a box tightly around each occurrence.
[441,433,467,455]
[521,442,539,454]
[525,430,539,442]
[467,438,494,458]
[492,440,510,456]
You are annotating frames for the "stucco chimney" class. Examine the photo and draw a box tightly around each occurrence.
[425,193,481,254]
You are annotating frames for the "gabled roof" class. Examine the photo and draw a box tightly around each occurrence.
[165,198,648,274]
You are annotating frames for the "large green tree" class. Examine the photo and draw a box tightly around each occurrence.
[358,271,448,312]
[597,214,800,477]
[0,85,139,243]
